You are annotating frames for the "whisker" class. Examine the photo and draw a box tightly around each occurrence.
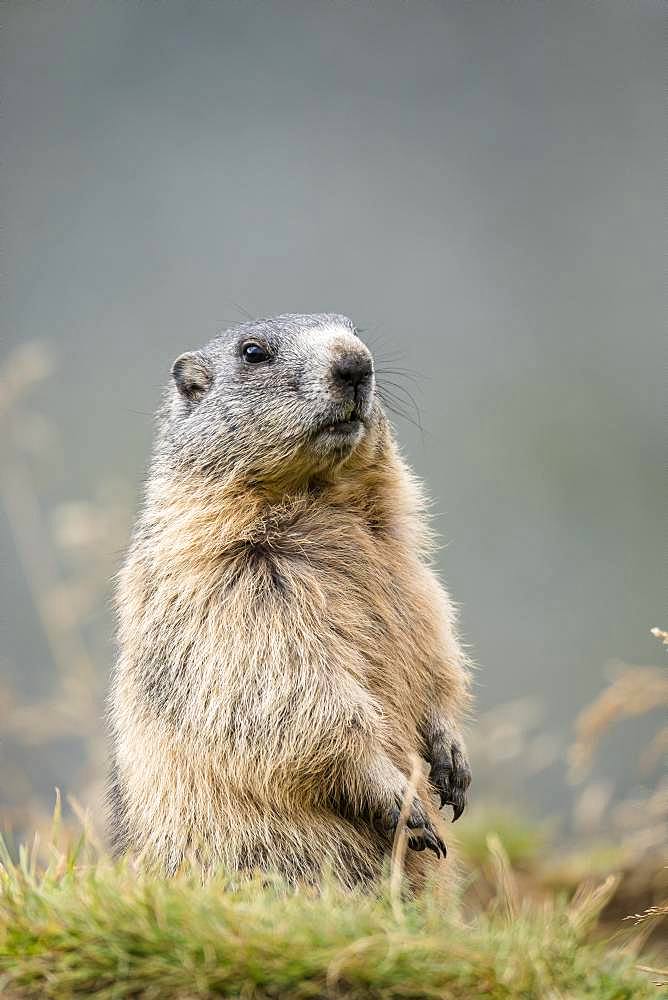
[376,384,425,436]
[355,327,399,352]
[374,367,425,389]
[379,397,425,436]
[374,351,426,377]
[231,302,257,321]
[352,325,427,437]
[377,379,424,429]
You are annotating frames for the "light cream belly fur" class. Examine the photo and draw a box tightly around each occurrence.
[111,553,448,886]
[113,710,447,889]
[110,454,463,888]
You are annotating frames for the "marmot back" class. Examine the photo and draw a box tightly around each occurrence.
[108,313,472,888]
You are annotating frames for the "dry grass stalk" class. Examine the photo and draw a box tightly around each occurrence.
[567,874,621,935]
[569,665,668,780]
[486,833,519,920]
[389,753,423,921]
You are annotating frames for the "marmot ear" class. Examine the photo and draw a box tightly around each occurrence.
[171,351,212,401]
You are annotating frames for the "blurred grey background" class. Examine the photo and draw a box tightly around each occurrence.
[2,0,664,829]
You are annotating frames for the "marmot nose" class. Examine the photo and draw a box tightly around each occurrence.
[332,353,373,394]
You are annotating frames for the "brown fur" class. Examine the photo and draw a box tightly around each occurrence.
[108,314,472,889]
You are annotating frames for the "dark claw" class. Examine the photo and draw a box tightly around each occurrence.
[408,836,426,852]
[406,803,428,830]
[380,797,446,859]
[451,793,465,823]
[434,772,452,810]
[429,739,472,823]
[422,828,447,859]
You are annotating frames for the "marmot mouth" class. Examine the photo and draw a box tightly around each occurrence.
[316,417,363,437]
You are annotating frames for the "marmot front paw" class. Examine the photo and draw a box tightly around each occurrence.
[380,796,447,859]
[429,737,471,822]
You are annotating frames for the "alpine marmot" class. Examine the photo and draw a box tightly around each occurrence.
[108,313,472,889]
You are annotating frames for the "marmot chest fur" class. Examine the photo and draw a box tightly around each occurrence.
[108,313,471,888]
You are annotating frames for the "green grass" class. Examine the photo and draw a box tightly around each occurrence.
[0,834,663,999]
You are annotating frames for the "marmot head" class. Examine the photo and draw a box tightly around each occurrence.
[163,313,383,484]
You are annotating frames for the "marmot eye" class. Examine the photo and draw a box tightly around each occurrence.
[242,342,269,364]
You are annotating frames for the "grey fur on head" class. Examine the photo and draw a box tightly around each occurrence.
[160,313,378,481]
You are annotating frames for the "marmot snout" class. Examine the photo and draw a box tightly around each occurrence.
[108,312,472,888]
